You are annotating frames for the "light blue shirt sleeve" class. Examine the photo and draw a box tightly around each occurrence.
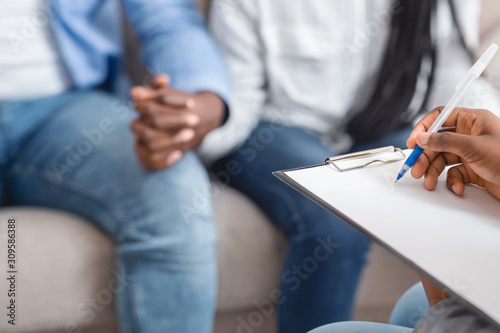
[122,0,230,105]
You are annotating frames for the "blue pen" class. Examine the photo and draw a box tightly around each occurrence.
[395,43,498,183]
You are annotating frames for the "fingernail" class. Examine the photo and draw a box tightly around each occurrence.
[176,129,195,143]
[452,184,458,194]
[186,114,199,126]
[417,132,431,145]
[156,74,169,84]
[131,87,146,98]
[167,150,183,165]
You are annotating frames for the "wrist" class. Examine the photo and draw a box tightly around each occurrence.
[196,91,226,130]
[420,275,449,307]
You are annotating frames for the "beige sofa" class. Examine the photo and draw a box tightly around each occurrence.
[2,1,500,332]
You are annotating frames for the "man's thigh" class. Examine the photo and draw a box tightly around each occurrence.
[7,90,215,248]
[218,121,333,174]
[0,104,6,206]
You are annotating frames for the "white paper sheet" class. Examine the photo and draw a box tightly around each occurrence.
[281,149,500,326]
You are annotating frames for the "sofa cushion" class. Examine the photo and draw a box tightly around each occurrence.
[213,183,286,312]
[0,207,117,333]
[0,183,285,332]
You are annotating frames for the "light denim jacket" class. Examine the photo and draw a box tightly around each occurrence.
[49,0,230,103]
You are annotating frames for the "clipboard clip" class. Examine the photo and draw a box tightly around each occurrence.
[325,146,406,172]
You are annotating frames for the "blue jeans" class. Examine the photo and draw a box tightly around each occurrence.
[212,121,414,333]
[308,283,429,333]
[0,90,217,333]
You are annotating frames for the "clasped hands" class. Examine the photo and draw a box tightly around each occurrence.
[131,74,225,170]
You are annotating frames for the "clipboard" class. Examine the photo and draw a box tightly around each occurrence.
[274,146,500,329]
[324,145,406,172]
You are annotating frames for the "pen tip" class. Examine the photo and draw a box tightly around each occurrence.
[394,179,398,184]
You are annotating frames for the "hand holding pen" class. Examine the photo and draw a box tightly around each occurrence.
[406,107,500,200]
[396,43,498,182]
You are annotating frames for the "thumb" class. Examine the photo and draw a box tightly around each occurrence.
[416,132,478,160]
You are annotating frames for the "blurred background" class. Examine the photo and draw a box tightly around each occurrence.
[479,0,500,89]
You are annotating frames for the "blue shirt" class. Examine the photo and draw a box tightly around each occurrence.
[49,0,230,103]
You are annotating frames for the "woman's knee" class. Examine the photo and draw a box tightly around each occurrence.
[390,282,429,328]
[308,321,413,333]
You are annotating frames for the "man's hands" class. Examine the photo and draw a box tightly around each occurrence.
[131,74,225,170]
[406,107,500,200]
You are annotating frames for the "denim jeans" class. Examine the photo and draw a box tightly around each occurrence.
[0,90,217,333]
[308,283,428,333]
[212,121,414,333]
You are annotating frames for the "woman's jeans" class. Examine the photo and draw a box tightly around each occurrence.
[0,90,217,333]
[213,121,415,333]
[309,282,429,332]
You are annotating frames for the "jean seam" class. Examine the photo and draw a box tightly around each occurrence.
[127,259,144,333]
[8,164,131,237]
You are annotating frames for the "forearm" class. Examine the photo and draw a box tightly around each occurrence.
[123,0,230,103]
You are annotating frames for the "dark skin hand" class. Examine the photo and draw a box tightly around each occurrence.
[407,106,500,200]
[131,75,225,170]
[406,107,500,306]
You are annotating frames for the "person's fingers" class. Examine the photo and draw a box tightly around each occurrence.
[134,103,199,129]
[132,87,185,104]
[446,164,471,196]
[407,122,429,149]
[131,119,164,141]
[142,111,199,130]
[410,149,437,179]
[406,106,484,149]
[134,101,169,117]
[131,87,195,108]
[146,129,195,151]
[423,153,448,191]
[146,113,199,130]
[407,107,444,149]
[149,74,170,89]
[134,99,198,121]
[131,86,157,101]
[135,141,184,170]
[131,119,195,148]
[157,94,195,108]
[416,131,479,161]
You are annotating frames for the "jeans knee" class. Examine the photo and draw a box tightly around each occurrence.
[116,154,218,263]
[118,213,217,264]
